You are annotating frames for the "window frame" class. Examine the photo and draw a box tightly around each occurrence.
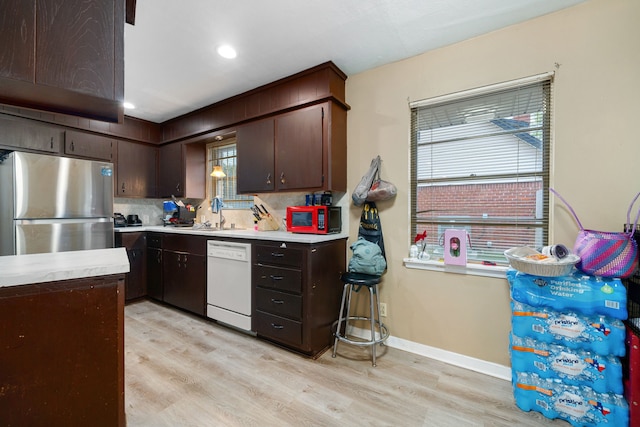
[206,138,253,210]
[407,73,554,276]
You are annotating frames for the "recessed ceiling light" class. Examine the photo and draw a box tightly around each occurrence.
[123,102,136,109]
[217,45,237,59]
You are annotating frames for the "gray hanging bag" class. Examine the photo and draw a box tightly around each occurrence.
[352,156,380,206]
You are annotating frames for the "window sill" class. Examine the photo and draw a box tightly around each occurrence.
[403,257,508,279]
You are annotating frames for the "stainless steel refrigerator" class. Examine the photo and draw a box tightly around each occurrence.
[0,151,114,256]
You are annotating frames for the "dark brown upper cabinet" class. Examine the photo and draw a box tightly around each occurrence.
[237,102,346,194]
[275,104,325,191]
[0,114,63,154]
[0,0,124,123]
[158,142,206,199]
[237,118,275,193]
[161,62,348,145]
[115,141,157,198]
[64,129,115,162]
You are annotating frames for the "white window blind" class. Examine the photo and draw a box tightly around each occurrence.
[410,76,552,264]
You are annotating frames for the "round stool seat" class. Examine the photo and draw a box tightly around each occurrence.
[340,271,382,286]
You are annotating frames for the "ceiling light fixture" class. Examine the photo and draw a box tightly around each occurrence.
[123,101,135,109]
[217,45,237,59]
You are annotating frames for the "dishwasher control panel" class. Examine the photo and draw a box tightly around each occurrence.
[207,241,249,261]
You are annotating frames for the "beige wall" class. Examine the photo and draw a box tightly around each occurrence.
[345,0,640,366]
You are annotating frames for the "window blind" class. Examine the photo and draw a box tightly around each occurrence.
[410,76,553,264]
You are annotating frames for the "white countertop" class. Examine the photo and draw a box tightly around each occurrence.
[116,225,349,244]
[0,247,130,288]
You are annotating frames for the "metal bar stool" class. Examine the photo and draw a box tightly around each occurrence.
[332,271,389,366]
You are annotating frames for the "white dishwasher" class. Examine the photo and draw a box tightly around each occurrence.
[206,240,253,332]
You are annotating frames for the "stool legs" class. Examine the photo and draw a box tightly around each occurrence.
[332,283,351,359]
[332,282,389,366]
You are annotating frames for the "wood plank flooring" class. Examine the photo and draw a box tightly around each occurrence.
[124,300,569,426]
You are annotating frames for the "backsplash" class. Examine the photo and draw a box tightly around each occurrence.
[113,198,164,225]
[114,191,349,231]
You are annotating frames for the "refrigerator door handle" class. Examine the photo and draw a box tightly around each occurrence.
[15,218,113,225]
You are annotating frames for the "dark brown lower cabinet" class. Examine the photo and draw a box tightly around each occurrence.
[253,238,347,357]
[146,232,163,301]
[162,234,207,316]
[147,246,163,300]
[115,231,146,301]
[0,275,125,426]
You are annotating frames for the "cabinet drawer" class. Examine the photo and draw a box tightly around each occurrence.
[254,265,302,293]
[255,288,302,320]
[255,310,302,347]
[119,232,145,249]
[255,245,303,268]
[163,234,206,255]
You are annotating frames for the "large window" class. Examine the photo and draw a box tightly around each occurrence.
[207,138,253,209]
[410,75,552,265]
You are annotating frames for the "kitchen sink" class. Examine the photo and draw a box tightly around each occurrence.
[194,226,246,232]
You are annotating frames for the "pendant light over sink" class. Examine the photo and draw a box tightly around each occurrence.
[211,134,228,177]
[210,165,226,177]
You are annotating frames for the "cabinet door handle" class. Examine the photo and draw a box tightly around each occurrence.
[270,252,284,258]
[50,137,54,149]
[266,173,271,185]
[269,275,283,281]
[270,323,284,330]
[176,183,180,193]
[70,141,75,151]
[121,182,125,193]
[280,172,285,184]
[270,299,284,304]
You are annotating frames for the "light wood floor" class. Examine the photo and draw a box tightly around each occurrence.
[124,300,569,427]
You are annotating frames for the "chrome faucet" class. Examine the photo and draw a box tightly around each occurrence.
[219,207,226,229]
[213,195,225,229]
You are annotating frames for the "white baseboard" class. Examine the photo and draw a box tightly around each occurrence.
[348,326,511,381]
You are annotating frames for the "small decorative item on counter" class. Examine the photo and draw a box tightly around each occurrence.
[414,230,428,259]
[444,229,467,266]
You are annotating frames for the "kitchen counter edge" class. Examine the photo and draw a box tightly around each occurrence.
[0,247,130,288]
[115,226,349,244]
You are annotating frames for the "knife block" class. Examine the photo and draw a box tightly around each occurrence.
[257,215,280,231]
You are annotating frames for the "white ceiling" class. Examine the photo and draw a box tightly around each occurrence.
[124,0,587,123]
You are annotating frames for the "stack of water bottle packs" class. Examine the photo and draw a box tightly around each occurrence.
[507,268,629,427]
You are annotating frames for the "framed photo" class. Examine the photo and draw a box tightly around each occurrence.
[444,229,467,266]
